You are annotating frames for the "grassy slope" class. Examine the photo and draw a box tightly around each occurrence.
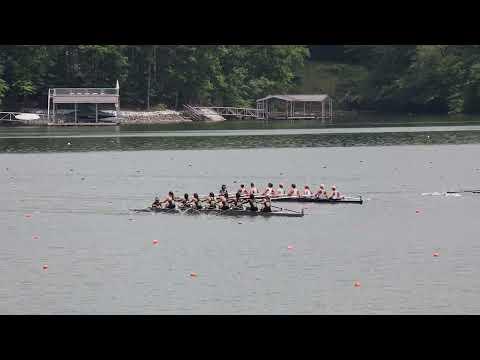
[294,61,369,109]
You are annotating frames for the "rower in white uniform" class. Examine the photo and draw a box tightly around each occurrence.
[287,184,300,197]
[314,184,327,199]
[238,184,249,196]
[303,185,313,197]
[262,183,275,197]
[276,183,286,196]
[329,185,344,200]
[249,182,259,195]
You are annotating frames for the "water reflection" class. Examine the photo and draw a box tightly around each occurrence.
[1,131,480,153]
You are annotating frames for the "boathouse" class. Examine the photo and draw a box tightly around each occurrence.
[256,94,333,120]
[47,81,120,124]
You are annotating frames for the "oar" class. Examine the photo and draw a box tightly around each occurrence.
[271,204,303,214]
[447,190,480,194]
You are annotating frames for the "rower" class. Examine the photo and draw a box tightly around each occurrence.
[152,196,161,209]
[161,191,176,209]
[329,185,344,200]
[314,184,327,199]
[231,192,244,210]
[207,192,217,209]
[180,193,190,208]
[261,196,272,213]
[262,182,275,197]
[238,184,249,196]
[287,184,299,197]
[219,184,229,198]
[249,182,259,195]
[276,183,286,196]
[303,185,313,197]
[191,193,203,210]
[218,195,230,210]
[247,193,259,212]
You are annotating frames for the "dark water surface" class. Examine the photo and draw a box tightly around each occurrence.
[2,116,480,314]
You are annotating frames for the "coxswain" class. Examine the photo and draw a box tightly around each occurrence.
[218,195,230,210]
[303,185,313,197]
[238,184,249,196]
[276,183,285,196]
[262,183,275,196]
[162,191,176,209]
[151,196,161,209]
[247,193,259,212]
[207,192,217,209]
[191,193,203,209]
[329,185,344,200]
[287,184,299,197]
[249,182,259,195]
[219,184,229,198]
[261,196,272,213]
[314,184,327,199]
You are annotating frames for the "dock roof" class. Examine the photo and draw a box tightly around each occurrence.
[256,94,330,103]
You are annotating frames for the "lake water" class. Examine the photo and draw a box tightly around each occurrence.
[2,115,480,314]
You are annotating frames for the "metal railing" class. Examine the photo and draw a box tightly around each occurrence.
[49,88,119,96]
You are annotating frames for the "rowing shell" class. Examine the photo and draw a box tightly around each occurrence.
[270,195,363,204]
[130,207,304,218]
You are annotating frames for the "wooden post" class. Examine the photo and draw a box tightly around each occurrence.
[53,102,55,123]
[95,103,98,123]
[322,101,325,120]
[47,89,50,122]
[74,103,77,123]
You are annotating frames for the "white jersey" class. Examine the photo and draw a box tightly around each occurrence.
[276,187,285,196]
[264,187,274,196]
[289,188,299,197]
[330,190,341,199]
[304,189,312,197]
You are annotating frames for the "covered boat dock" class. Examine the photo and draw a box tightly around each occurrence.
[256,94,333,120]
[47,81,120,125]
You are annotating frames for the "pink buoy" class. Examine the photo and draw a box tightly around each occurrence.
[354,281,361,288]
[43,264,48,270]
[152,239,159,245]
[287,245,294,250]
[32,235,39,240]
[433,252,439,257]
[24,214,32,219]
[416,210,421,214]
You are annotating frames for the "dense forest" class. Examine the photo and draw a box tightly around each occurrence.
[1,45,480,114]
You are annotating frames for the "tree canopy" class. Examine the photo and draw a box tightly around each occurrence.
[1,45,480,114]
[0,45,309,111]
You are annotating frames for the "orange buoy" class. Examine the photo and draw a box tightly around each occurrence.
[433,252,439,257]
[190,272,198,277]
[43,264,48,270]
[152,239,159,245]
[354,281,361,288]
